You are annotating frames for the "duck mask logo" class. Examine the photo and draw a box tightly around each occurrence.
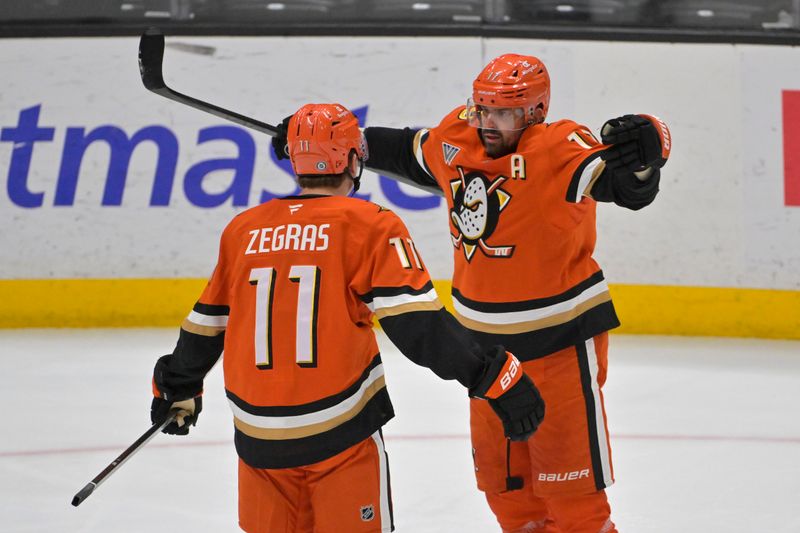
[449,167,515,261]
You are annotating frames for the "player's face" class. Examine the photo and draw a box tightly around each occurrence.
[467,103,528,158]
[479,125,526,158]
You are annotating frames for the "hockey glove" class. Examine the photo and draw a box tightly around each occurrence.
[600,114,671,172]
[151,354,203,435]
[151,396,202,435]
[271,114,293,161]
[470,349,545,442]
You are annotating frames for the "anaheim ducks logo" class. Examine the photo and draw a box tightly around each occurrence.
[449,166,514,261]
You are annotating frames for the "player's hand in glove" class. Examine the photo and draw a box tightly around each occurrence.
[271,114,293,160]
[470,349,545,441]
[151,353,203,435]
[600,114,671,172]
[151,396,202,435]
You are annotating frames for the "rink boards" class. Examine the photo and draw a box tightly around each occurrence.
[1,36,799,337]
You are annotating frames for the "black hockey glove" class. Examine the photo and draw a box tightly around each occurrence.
[151,354,203,435]
[489,375,545,442]
[151,396,202,435]
[600,114,671,172]
[470,348,545,442]
[271,114,293,161]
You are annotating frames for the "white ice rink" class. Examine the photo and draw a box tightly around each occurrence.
[1,329,799,532]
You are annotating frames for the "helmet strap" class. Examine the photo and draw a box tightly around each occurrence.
[346,152,363,195]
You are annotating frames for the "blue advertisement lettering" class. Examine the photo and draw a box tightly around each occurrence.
[1,104,440,211]
[2,105,53,208]
[184,126,254,208]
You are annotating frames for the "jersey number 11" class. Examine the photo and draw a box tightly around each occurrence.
[249,265,321,370]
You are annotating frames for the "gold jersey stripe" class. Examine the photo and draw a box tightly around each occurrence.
[373,299,444,319]
[583,160,607,199]
[232,376,387,440]
[181,317,225,337]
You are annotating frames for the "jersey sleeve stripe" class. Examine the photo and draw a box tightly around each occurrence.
[365,287,440,313]
[360,281,435,303]
[192,302,230,316]
[566,152,604,203]
[413,129,437,181]
[373,299,444,319]
[187,309,229,328]
[181,318,225,336]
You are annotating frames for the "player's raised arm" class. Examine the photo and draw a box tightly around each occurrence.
[270,112,442,195]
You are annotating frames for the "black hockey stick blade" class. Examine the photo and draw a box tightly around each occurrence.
[138,27,167,91]
[71,411,178,507]
[138,28,279,137]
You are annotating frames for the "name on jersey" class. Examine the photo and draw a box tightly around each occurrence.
[245,224,330,255]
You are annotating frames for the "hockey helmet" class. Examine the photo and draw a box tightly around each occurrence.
[288,103,367,178]
[468,54,550,130]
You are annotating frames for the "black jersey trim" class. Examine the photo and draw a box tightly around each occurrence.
[279,194,332,200]
[452,271,606,314]
[359,281,435,304]
[226,354,383,417]
[464,300,620,360]
[566,151,603,203]
[234,387,395,469]
[192,302,230,316]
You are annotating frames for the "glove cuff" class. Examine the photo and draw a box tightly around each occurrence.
[470,348,523,400]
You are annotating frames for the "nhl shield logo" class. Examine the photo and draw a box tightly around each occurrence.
[360,504,375,522]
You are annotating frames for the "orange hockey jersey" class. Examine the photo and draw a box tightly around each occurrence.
[168,194,490,468]
[410,107,621,358]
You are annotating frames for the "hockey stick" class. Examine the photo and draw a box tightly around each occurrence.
[138,28,443,197]
[138,28,279,137]
[71,411,178,507]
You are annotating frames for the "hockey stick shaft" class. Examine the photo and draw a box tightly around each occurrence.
[71,411,177,507]
[138,28,444,197]
[138,28,278,137]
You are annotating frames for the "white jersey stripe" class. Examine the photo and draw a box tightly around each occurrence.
[366,288,440,313]
[453,279,610,325]
[370,431,393,532]
[187,310,228,328]
[585,337,613,487]
[228,365,385,429]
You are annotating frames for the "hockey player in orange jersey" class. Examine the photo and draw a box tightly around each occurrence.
[275,55,671,532]
[150,103,545,533]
